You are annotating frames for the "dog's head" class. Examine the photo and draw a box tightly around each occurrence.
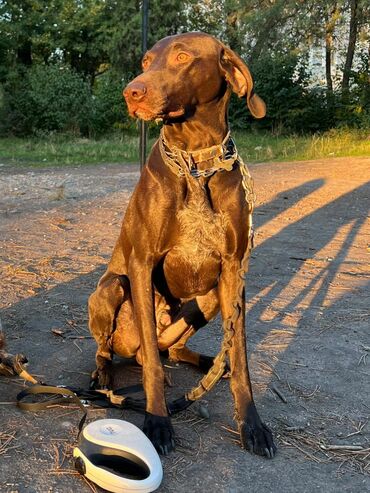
[123,32,265,122]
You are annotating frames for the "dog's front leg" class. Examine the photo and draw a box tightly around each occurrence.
[219,261,276,458]
[128,255,175,455]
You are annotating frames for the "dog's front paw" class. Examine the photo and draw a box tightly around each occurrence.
[143,412,175,455]
[238,404,276,458]
[240,419,276,459]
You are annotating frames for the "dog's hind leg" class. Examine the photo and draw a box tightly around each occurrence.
[88,272,129,388]
[160,290,220,372]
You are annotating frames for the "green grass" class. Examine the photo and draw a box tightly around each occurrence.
[0,128,369,167]
[233,128,370,163]
[0,133,155,167]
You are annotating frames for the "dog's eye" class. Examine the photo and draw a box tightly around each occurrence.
[176,52,190,62]
[142,58,151,70]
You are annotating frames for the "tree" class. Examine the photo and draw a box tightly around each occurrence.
[0,0,110,84]
[105,0,190,78]
[342,0,359,93]
[0,0,55,76]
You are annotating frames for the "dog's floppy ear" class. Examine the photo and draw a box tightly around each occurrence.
[219,45,266,119]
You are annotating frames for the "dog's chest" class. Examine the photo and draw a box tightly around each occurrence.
[163,190,227,298]
[174,200,226,257]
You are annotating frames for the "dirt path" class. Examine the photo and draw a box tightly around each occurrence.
[0,157,369,493]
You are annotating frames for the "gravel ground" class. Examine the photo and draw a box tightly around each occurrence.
[0,156,369,493]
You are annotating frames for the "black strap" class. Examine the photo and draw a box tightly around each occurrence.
[16,383,194,429]
[168,394,194,415]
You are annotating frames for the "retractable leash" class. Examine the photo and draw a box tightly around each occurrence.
[15,381,195,493]
[74,419,162,493]
[16,381,197,493]
[17,383,165,493]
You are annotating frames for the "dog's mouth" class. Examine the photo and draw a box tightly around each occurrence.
[127,103,185,122]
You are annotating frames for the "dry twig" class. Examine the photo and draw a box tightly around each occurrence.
[271,384,287,403]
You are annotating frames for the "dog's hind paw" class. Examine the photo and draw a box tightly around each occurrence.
[240,420,276,459]
[90,368,111,390]
[143,412,175,455]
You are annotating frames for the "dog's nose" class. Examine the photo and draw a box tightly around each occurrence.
[123,81,147,102]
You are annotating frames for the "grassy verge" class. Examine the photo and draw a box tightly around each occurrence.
[0,133,151,167]
[234,128,370,163]
[0,128,369,167]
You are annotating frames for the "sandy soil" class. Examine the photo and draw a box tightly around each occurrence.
[0,156,369,493]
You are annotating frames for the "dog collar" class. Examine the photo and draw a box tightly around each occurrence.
[159,128,238,178]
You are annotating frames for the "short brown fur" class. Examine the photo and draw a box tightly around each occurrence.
[89,32,276,458]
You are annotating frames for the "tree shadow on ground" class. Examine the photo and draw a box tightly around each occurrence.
[248,178,369,346]
[0,177,368,404]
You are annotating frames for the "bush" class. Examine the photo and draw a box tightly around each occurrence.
[90,71,131,135]
[228,50,370,134]
[0,65,93,136]
[336,49,370,130]
[228,51,333,134]
[0,65,135,137]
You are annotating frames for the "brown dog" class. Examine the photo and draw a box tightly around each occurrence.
[89,32,276,458]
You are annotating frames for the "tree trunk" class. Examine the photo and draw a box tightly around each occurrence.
[325,4,338,93]
[342,0,359,93]
[225,10,241,53]
[249,15,277,62]
[325,30,333,93]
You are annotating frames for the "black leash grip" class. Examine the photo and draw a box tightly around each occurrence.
[167,395,194,416]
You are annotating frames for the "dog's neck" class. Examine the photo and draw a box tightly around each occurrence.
[163,92,230,152]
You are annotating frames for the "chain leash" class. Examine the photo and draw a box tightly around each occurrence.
[158,129,256,403]
[186,155,255,401]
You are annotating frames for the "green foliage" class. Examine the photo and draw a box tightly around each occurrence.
[251,53,311,132]
[0,65,92,135]
[53,0,109,81]
[228,50,370,134]
[228,52,331,133]
[0,1,109,81]
[337,47,370,129]
[0,0,369,137]
[90,71,130,135]
[106,0,189,77]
